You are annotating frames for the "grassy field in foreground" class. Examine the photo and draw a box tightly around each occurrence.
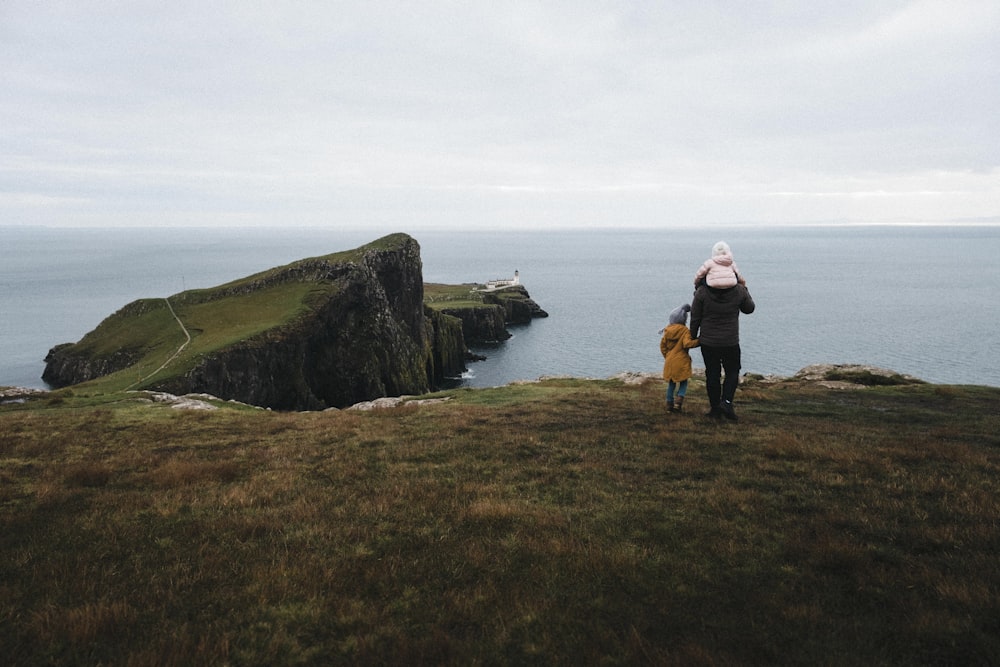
[1,377,999,665]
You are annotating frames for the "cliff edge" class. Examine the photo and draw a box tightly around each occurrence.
[424,282,548,344]
[43,233,467,410]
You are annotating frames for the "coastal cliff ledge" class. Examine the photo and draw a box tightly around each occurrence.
[424,282,548,344]
[42,233,470,410]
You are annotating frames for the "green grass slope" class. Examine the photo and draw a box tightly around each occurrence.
[423,282,485,310]
[59,242,387,394]
[2,376,998,665]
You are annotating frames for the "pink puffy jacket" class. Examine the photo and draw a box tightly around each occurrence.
[694,253,740,288]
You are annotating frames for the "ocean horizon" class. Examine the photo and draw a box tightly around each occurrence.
[2,224,998,391]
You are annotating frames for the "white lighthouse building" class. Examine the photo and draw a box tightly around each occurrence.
[483,270,520,291]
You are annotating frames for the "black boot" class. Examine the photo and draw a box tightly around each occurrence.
[668,400,677,413]
[675,396,685,413]
[706,404,722,419]
[721,400,738,422]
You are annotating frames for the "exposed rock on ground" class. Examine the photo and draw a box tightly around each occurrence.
[0,387,49,405]
[345,395,453,411]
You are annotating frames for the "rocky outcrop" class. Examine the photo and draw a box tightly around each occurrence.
[440,305,511,344]
[481,285,548,324]
[424,307,468,382]
[440,285,549,344]
[43,342,143,386]
[43,297,180,388]
[422,279,548,346]
[43,234,469,410]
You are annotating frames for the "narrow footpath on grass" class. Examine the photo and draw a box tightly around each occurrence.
[125,298,191,390]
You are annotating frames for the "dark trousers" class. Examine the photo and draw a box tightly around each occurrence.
[701,344,741,407]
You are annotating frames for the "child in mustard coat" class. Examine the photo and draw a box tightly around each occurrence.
[660,303,699,412]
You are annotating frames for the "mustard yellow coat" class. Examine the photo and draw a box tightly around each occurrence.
[660,323,699,382]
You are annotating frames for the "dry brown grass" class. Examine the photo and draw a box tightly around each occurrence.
[1,379,999,665]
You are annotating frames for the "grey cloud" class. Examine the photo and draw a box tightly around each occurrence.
[1,1,997,228]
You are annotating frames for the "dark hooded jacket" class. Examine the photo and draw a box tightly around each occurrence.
[690,284,755,347]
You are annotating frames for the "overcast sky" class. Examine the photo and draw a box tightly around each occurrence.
[2,1,998,229]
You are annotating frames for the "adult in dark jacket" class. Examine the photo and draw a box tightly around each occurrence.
[690,282,755,421]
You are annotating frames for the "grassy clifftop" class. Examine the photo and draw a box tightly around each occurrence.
[42,240,382,394]
[49,279,321,393]
[2,375,998,665]
[41,233,472,409]
[42,235,546,407]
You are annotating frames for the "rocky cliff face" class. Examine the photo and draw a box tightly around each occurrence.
[43,342,141,386]
[440,305,511,343]
[481,285,549,325]
[43,234,468,410]
[439,285,549,344]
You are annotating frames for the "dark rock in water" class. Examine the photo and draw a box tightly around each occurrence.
[424,282,548,345]
[42,233,468,410]
[481,285,549,324]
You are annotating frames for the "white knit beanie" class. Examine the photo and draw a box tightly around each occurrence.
[713,241,731,257]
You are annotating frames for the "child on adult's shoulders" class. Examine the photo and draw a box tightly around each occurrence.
[694,241,745,289]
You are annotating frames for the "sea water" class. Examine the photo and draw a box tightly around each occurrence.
[422,225,1000,388]
[2,225,998,390]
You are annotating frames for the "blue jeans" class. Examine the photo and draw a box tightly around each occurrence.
[666,379,688,403]
[700,344,741,407]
